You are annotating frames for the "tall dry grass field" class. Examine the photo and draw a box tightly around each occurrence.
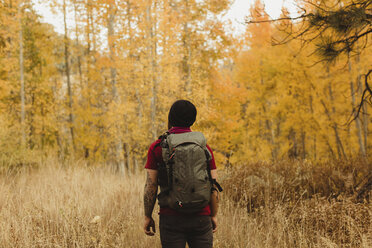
[0,159,371,247]
[0,160,161,247]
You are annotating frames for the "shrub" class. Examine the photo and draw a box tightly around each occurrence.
[222,159,371,212]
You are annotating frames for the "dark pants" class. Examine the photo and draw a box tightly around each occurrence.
[159,215,213,248]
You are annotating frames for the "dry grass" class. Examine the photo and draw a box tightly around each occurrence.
[0,160,161,247]
[0,158,371,247]
[221,159,372,248]
[223,159,372,211]
[216,195,371,248]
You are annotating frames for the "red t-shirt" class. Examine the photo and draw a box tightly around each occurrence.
[145,127,217,215]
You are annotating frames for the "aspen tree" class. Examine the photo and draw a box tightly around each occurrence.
[145,0,158,140]
[72,0,83,88]
[63,0,76,152]
[348,53,366,157]
[105,0,125,174]
[18,0,26,147]
[182,0,192,96]
[126,0,143,173]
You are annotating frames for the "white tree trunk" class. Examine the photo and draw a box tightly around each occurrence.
[18,2,26,147]
[107,2,125,175]
[147,1,158,140]
[348,55,366,157]
[63,0,75,152]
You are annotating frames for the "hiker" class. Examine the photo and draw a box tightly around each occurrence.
[143,100,222,248]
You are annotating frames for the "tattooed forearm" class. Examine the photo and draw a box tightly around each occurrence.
[210,189,219,217]
[144,171,158,217]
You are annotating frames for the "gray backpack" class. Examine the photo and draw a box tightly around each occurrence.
[157,132,212,213]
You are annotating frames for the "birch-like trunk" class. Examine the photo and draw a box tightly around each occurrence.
[107,2,125,175]
[147,1,158,140]
[348,54,366,157]
[320,99,346,159]
[309,95,317,160]
[52,78,64,161]
[63,0,75,152]
[128,0,142,174]
[259,59,276,159]
[73,0,83,88]
[326,67,346,158]
[82,0,92,159]
[127,1,140,128]
[355,55,368,157]
[183,0,192,96]
[18,2,26,147]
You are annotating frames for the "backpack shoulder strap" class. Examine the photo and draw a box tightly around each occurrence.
[155,132,174,191]
[204,147,223,193]
[154,131,170,149]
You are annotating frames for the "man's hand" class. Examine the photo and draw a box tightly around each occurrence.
[211,216,217,233]
[144,216,156,236]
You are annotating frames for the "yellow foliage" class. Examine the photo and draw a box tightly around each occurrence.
[0,0,371,168]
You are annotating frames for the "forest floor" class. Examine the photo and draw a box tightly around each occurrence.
[0,159,371,248]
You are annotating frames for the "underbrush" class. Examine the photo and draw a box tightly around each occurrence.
[0,117,45,173]
[222,159,371,211]
[216,196,371,248]
[0,148,43,174]
[220,159,372,247]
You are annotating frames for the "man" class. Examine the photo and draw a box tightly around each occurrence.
[143,100,220,248]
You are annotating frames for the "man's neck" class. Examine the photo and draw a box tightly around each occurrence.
[168,127,192,134]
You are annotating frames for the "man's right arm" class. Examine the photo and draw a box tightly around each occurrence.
[144,169,158,236]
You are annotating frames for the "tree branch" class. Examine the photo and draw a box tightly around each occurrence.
[246,14,311,24]
[348,69,372,124]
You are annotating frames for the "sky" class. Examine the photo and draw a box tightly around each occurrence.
[222,0,298,34]
[32,0,299,35]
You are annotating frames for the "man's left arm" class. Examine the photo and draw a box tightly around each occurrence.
[144,169,158,236]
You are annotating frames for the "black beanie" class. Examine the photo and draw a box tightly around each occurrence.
[168,100,197,127]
